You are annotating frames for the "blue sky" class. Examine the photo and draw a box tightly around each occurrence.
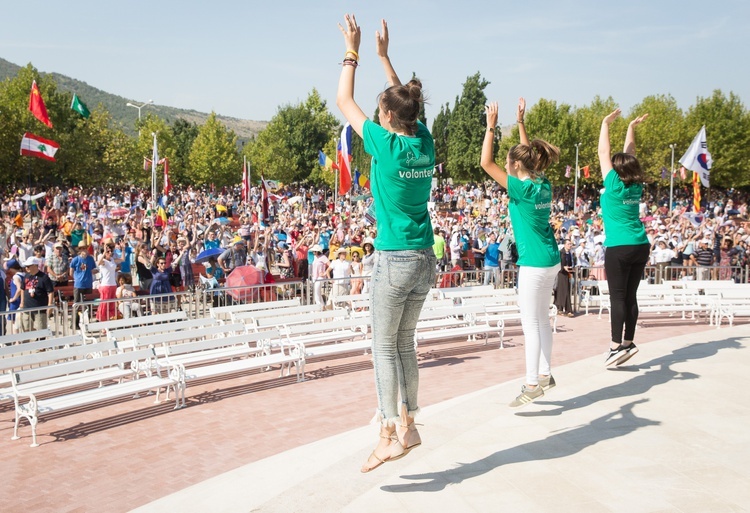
[2,0,747,127]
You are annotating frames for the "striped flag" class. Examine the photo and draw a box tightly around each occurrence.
[337,123,352,195]
[693,171,701,212]
[242,157,250,203]
[565,165,571,178]
[20,132,59,161]
[318,150,336,172]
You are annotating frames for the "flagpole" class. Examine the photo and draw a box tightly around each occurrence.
[334,137,339,211]
[669,144,676,213]
[573,143,581,214]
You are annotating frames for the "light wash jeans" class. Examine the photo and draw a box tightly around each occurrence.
[370,249,436,425]
[483,265,499,286]
[517,264,560,385]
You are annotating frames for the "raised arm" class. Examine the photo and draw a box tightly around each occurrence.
[516,97,529,146]
[623,114,649,155]
[336,14,367,138]
[376,19,400,87]
[598,108,620,180]
[480,102,508,190]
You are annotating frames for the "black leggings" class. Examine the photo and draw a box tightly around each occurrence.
[604,244,650,344]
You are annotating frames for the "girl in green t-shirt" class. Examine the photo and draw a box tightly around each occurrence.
[598,109,650,367]
[337,15,435,473]
[480,100,561,408]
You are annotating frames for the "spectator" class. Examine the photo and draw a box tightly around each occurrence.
[19,257,54,331]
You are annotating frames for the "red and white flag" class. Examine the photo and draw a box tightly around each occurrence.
[159,158,171,194]
[261,174,269,221]
[143,157,152,171]
[20,132,59,162]
[242,157,250,203]
[29,80,53,128]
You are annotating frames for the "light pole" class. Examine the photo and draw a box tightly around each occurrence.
[126,99,154,136]
[669,143,676,213]
[573,143,581,214]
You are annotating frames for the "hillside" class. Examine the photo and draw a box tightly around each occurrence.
[0,57,266,141]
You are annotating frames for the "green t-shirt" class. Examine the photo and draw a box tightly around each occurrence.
[362,119,435,251]
[433,234,446,259]
[601,170,648,247]
[507,175,559,267]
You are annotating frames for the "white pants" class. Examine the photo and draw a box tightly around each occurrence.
[313,280,325,305]
[517,264,560,385]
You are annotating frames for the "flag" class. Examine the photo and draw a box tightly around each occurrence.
[680,126,712,188]
[582,165,590,179]
[318,150,336,171]
[159,158,171,194]
[356,169,370,189]
[29,80,53,128]
[565,165,571,178]
[241,157,250,203]
[337,123,352,195]
[71,93,90,118]
[143,157,152,171]
[680,166,687,181]
[265,179,280,191]
[261,174,269,221]
[660,167,668,179]
[693,171,701,212]
[156,205,168,226]
[20,132,59,162]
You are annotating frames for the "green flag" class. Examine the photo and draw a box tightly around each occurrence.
[71,93,90,118]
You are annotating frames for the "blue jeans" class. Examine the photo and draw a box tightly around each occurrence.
[370,249,436,425]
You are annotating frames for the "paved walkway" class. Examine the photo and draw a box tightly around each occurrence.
[134,324,750,513]
[2,314,746,512]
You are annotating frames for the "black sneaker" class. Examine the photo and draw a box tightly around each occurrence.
[615,343,639,366]
[605,345,627,366]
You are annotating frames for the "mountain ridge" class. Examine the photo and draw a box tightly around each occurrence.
[0,57,266,141]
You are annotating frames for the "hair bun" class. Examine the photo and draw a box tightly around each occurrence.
[406,79,423,101]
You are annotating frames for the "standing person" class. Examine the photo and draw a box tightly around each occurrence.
[337,15,436,472]
[598,109,650,366]
[19,257,55,332]
[361,237,375,293]
[96,243,123,321]
[350,250,364,294]
[69,241,96,330]
[310,244,329,306]
[554,239,575,316]
[149,255,175,314]
[326,247,352,301]
[46,241,70,287]
[480,99,561,407]
[432,227,446,271]
[482,231,500,286]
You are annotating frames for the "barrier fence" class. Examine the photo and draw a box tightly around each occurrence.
[5,264,747,337]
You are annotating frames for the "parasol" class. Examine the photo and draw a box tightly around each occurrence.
[195,247,224,264]
[225,265,265,302]
[110,207,130,218]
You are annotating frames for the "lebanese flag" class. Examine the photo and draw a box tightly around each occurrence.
[159,158,171,194]
[29,80,53,128]
[337,123,352,195]
[20,132,59,162]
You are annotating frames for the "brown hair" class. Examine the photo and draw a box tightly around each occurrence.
[378,79,425,135]
[508,139,560,179]
[611,152,643,185]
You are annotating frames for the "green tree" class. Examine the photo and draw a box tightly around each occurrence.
[246,89,338,184]
[431,102,451,181]
[188,112,241,186]
[171,118,199,184]
[446,73,489,182]
[573,96,619,183]
[684,90,750,187]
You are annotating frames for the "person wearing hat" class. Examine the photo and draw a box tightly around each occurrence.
[47,241,70,287]
[326,247,351,302]
[19,257,55,332]
[309,244,328,305]
[218,238,248,275]
[69,241,97,330]
[360,237,375,292]
[4,258,24,334]
[276,241,294,279]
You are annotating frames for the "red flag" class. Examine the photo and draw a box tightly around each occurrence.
[261,174,269,222]
[693,171,701,212]
[29,80,53,128]
[582,165,590,179]
[143,157,152,171]
[159,158,171,194]
[242,158,250,203]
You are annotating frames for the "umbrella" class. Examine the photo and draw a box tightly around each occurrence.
[287,195,303,205]
[562,219,578,230]
[195,247,224,264]
[215,204,227,213]
[217,216,230,225]
[225,265,265,302]
[110,207,130,218]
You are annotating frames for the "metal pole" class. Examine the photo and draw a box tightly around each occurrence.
[573,143,581,214]
[669,144,676,212]
[333,137,339,210]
